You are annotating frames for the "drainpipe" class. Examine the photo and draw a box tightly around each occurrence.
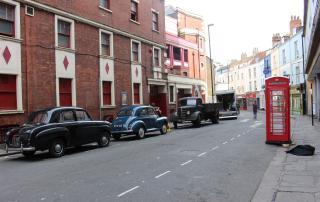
[24,10,30,116]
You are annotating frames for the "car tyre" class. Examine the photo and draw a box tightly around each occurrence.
[212,115,219,124]
[22,151,36,158]
[49,139,65,158]
[194,115,201,127]
[160,123,168,135]
[98,133,110,147]
[113,134,121,141]
[173,122,178,129]
[136,127,145,139]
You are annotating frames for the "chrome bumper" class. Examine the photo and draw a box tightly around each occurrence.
[112,129,133,134]
[5,144,36,153]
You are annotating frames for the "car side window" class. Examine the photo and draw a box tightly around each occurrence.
[197,99,202,105]
[147,108,156,115]
[138,108,147,117]
[59,110,75,123]
[75,110,91,121]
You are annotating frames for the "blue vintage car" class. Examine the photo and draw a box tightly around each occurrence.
[111,106,168,140]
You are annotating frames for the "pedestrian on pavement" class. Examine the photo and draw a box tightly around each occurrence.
[253,101,258,119]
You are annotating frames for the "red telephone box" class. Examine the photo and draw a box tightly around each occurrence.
[265,77,291,144]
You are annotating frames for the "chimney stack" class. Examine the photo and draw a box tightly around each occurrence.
[272,33,281,47]
[290,15,301,36]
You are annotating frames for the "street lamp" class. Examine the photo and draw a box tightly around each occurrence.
[208,23,214,103]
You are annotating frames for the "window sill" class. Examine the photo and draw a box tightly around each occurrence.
[152,29,160,34]
[169,102,176,105]
[0,35,22,43]
[130,19,140,25]
[100,55,114,60]
[99,6,112,13]
[55,46,76,53]
[101,105,116,109]
[0,110,24,115]
[131,61,142,65]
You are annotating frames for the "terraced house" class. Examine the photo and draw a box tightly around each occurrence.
[0,0,167,126]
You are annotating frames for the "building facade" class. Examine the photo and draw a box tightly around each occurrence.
[164,6,207,115]
[304,0,320,120]
[0,0,167,125]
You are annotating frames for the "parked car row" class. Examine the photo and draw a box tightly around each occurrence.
[5,105,169,158]
[4,97,226,158]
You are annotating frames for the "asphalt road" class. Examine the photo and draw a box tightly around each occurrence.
[0,111,277,202]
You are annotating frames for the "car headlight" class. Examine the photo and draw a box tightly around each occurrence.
[187,111,190,115]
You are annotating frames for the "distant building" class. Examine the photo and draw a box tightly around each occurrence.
[165,6,208,114]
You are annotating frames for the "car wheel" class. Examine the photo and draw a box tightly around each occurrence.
[22,151,36,158]
[173,122,178,129]
[212,115,219,124]
[98,133,110,147]
[136,127,145,139]
[160,123,168,135]
[113,134,121,141]
[49,139,65,158]
[194,115,201,127]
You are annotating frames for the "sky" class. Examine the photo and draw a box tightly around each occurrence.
[165,0,304,64]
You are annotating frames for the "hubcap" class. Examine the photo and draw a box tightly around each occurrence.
[55,144,62,153]
[162,125,167,133]
[139,128,144,138]
[102,136,108,144]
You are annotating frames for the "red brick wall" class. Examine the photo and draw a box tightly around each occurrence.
[0,2,163,125]
[33,0,165,45]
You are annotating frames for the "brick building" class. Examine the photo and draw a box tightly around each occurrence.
[0,0,167,126]
[164,6,207,115]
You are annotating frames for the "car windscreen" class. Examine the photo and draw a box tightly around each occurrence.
[117,108,133,117]
[27,111,49,124]
[180,99,197,106]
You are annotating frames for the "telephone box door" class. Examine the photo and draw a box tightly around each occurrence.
[265,77,291,144]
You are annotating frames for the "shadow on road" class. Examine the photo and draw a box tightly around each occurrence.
[4,144,101,162]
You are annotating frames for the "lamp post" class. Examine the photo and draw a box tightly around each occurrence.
[208,23,214,103]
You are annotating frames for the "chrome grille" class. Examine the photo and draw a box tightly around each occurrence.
[10,135,21,147]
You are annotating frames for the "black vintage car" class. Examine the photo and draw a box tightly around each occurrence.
[5,107,111,158]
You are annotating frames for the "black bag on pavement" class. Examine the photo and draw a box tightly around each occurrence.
[286,145,315,156]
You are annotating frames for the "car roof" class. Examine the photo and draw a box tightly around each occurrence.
[179,97,201,100]
[120,105,151,111]
[33,107,84,114]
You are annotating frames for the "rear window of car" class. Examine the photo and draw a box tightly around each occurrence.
[118,108,133,117]
[76,110,91,121]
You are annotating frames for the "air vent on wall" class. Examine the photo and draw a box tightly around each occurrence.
[25,6,34,16]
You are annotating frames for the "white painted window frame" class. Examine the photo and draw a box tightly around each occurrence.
[1,0,21,39]
[131,39,141,63]
[55,15,75,50]
[99,29,114,57]
[153,46,161,67]
[169,85,176,104]
[56,77,77,107]
[100,80,115,108]
[132,82,143,105]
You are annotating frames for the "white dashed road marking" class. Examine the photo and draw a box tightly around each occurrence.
[181,160,192,166]
[198,152,207,157]
[237,134,241,137]
[211,146,219,151]
[240,119,249,123]
[222,141,228,145]
[155,171,171,179]
[117,186,140,197]
[230,138,235,141]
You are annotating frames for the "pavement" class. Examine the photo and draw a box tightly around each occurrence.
[252,115,320,202]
